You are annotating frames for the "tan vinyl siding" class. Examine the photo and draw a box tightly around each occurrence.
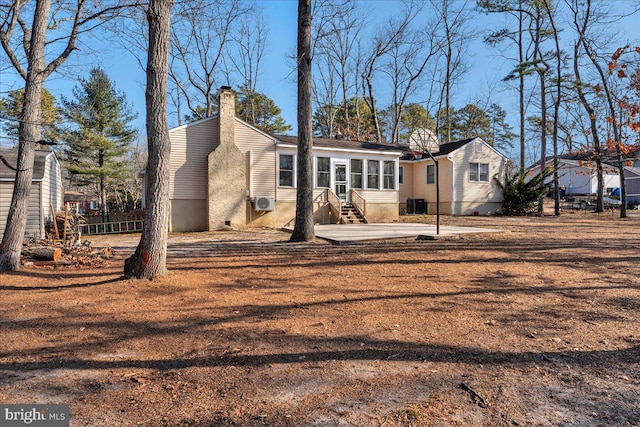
[357,189,398,203]
[409,158,454,203]
[398,163,413,203]
[276,187,326,202]
[169,118,218,200]
[450,141,504,207]
[234,119,276,198]
[0,181,42,238]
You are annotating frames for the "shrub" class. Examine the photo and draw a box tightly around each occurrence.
[495,168,552,215]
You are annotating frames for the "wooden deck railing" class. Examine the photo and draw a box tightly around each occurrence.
[349,189,367,217]
[326,188,342,223]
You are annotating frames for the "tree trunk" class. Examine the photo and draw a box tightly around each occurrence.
[289,0,315,242]
[518,3,526,174]
[31,247,62,261]
[545,1,561,216]
[124,0,173,278]
[534,10,548,214]
[0,0,49,271]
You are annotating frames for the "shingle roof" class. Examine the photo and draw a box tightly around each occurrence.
[400,137,478,160]
[274,135,404,153]
[0,148,52,180]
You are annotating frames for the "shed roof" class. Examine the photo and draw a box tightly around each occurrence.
[0,149,53,180]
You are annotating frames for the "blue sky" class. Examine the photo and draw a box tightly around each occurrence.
[1,0,639,159]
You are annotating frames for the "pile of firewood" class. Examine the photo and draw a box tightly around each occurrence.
[19,204,113,267]
[21,240,114,267]
[50,204,86,247]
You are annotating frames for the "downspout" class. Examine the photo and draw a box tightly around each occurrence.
[39,181,44,239]
[448,155,454,215]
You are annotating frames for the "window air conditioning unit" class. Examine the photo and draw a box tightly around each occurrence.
[253,196,275,211]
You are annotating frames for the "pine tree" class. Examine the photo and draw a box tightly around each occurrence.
[236,86,292,134]
[61,67,137,219]
[0,88,62,146]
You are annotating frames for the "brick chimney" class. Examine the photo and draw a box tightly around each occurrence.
[208,86,246,230]
[217,86,235,147]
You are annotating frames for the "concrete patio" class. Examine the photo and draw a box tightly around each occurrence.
[308,223,503,243]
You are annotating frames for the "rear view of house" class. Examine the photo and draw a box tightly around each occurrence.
[0,149,64,239]
[153,87,507,232]
[160,87,403,232]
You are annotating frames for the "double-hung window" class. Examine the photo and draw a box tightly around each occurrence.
[383,161,395,189]
[426,164,436,185]
[316,157,330,188]
[279,154,294,187]
[350,159,363,189]
[367,160,379,189]
[469,162,489,182]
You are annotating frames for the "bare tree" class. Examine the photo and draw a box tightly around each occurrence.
[383,17,442,145]
[432,0,472,145]
[289,0,314,242]
[168,0,251,121]
[229,10,268,125]
[124,0,173,278]
[543,0,563,215]
[0,0,136,271]
[313,2,365,139]
[361,0,420,142]
[529,2,550,213]
[579,18,629,217]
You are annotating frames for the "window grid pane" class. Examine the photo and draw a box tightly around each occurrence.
[350,159,363,189]
[367,160,379,189]
[479,163,489,182]
[383,161,395,189]
[316,157,330,188]
[279,154,294,187]
[426,164,435,185]
[469,163,479,182]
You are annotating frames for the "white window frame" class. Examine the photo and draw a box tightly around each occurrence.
[367,160,380,190]
[469,162,489,183]
[315,156,330,188]
[383,160,395,190]
[278,153,295,187]
[350,159,363,189]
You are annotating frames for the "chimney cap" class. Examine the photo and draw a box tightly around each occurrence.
[220,85,232,91]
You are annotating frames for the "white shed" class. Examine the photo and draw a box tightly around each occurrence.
[0,149,64,239]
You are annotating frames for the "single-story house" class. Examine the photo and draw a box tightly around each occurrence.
[154,87,506,231]
[528,157,620,195]
[64,190,99,214]
[0,148,64,239]
[399,138,507,215]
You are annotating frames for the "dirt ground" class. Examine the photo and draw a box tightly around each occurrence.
[1,212,639,426]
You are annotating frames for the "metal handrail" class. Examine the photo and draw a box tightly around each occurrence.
[326,188,342,223]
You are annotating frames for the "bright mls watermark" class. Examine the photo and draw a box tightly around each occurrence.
[0,405,69,426]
